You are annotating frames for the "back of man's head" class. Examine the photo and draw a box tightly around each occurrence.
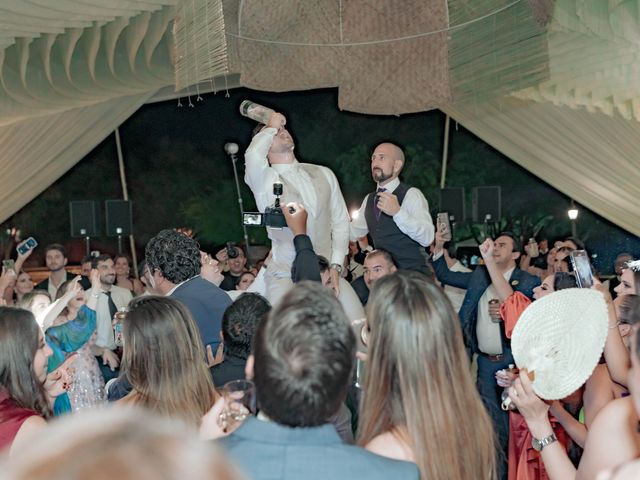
[222,293,271,360]
[253,281,355,428]
[145,230,201,284]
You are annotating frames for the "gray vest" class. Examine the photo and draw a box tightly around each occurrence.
[364,182,428,271]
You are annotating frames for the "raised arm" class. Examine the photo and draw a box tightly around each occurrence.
[597,285,630,386]
[39,276,82,331]
[479,238,513,302]
[244,113,284,212]
[431,227,472,290]
[284,202,321,283]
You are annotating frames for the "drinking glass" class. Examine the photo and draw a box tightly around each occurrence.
[219,380,256,430]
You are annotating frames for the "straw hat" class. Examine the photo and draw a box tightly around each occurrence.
[511,288,608,400]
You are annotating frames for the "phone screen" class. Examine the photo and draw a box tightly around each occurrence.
[437,212,452,241]
[243,213,263,226]
[17,237,38,255]
[570,250,594,289]
[2,259,15,272]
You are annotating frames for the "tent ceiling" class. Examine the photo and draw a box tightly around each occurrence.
[0,0,638,238]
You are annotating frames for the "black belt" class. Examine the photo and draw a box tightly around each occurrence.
[480,353,504,362]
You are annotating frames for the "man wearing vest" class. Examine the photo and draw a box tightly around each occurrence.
[350,142,435,275]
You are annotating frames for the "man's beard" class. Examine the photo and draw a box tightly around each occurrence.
[372,168,391,183]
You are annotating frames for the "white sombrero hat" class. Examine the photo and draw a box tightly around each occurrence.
[511,288,609,400]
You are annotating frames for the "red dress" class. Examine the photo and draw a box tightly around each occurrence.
[500,292,571,480]
[0,388,40,452]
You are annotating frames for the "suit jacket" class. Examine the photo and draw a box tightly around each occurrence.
[170,276,231,352]
[219,417,420,480]
[432,255,540,354]
[35,271,76,293]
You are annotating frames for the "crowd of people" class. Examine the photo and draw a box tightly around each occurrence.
[1,109,639,480]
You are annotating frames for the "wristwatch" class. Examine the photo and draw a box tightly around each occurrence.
[531,433,557,452]
[330,263,343,274]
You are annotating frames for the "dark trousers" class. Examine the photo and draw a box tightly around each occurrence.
[476,349,514,480]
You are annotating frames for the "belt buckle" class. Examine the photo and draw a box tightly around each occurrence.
[488,354,503,362]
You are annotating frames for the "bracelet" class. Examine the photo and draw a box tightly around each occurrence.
[90,292,100,298]
[609,322,620,330]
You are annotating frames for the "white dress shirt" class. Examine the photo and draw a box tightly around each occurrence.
[349,177,434,247]
[476,267,515,355]
[244,127,350,267]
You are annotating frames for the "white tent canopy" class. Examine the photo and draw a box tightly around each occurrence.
[0,0,638,236]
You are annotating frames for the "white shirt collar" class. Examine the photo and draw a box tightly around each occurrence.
[271,159,300,173]
[502,267,515,281]
[165,278,191,296]
[378,176,400,192]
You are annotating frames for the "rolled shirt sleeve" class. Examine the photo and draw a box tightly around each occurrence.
[244,127,279,212]
[391,187,435,247]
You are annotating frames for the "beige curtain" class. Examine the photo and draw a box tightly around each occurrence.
[0,93,154,222]
[443,96,640,236]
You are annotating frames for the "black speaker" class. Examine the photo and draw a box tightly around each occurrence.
[439,187,465,223]
[472,186,501,222]
[105,200,133,237]
[69,201,100,237]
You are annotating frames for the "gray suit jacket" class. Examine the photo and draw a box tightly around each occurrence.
[219,417,420,480]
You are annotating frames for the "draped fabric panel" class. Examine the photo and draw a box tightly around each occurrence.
[443,97,640,236]
[0,2,180,127]
[0,0,230,224]
[513,0,640,122]
[0,93,154,222]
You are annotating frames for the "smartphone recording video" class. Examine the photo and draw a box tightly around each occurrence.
[570,250,594,289]
[437,212,452,241]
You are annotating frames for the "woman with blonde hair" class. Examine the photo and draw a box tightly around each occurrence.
[118,296,217,427]
[358,271,497,479]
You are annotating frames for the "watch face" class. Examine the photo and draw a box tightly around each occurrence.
[532,434,556,452]
[531,437,542,452]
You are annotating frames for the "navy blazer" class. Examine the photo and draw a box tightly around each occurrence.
[170,276,231,352]
[433,255,540,354]
[220,417,420,480]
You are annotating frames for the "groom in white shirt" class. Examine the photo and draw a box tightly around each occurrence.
[244,111,349,304]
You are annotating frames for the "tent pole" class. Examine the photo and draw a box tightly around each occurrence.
[114,128,139,278]
[440,114,451,189]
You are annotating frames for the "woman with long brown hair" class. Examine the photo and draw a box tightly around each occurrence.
[0,307,52,455]
[358,271,497,479]
[118,296,217,427]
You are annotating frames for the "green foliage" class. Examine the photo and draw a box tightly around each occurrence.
[183,183,268,246]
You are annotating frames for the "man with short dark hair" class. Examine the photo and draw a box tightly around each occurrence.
[36,243,76,300]
[210,292,271,389]
[432,230,539,480]
[91,254,132,382]
[363,249,398,291]
[145,229,232,354]
[244,111,349,303]
[220,282,419,480]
